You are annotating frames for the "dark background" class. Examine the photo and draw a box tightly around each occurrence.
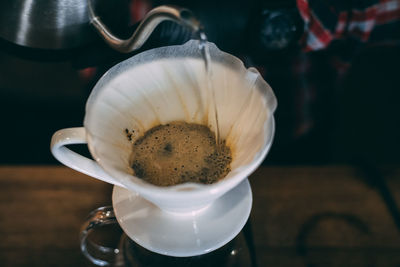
[0,0,399,167]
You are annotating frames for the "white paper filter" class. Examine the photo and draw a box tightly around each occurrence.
[84,40,277,193]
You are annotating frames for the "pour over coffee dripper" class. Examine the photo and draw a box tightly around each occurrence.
[51,39,276,212]
[50,39,276,256]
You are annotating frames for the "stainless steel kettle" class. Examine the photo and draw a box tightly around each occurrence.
[0,0,200,51]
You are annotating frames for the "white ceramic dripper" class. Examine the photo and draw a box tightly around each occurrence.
[51,40,277,214]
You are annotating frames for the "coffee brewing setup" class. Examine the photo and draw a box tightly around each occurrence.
[50,3,277,265]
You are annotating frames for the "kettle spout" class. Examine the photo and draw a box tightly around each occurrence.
[89,4,202,53]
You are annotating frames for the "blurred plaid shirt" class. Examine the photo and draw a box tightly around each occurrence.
[284,0,400,140]
[297,0,400,51]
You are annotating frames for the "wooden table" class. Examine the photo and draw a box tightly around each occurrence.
[1,165,400,266]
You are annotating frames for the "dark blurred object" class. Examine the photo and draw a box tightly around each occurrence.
[0,0,130,50]
[257,8,303,50]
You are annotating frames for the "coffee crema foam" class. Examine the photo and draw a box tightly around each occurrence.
[129,121,232,186]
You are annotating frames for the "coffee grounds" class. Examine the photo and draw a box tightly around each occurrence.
[130,121,232,186]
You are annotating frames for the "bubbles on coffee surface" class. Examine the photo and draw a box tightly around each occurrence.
[129,121,232,186]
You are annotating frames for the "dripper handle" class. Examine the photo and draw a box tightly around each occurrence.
[50,127,126,188]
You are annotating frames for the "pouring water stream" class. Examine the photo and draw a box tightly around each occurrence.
[198,31,221,149]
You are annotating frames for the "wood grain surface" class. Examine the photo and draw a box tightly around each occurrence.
[0,165,399,266]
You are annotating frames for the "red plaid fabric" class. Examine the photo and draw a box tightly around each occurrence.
[297,0,400,51]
